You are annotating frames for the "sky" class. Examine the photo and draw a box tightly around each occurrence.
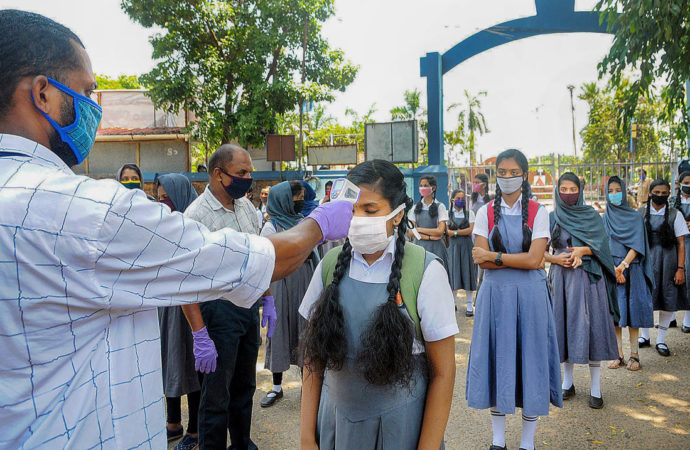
[3,0,615,162]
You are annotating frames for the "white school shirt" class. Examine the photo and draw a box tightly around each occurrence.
[450,208,476,223]
[473,195,551,241]
[0,134,275,450]
[299,237,459,354]
[649,205,690,237]
[408,200,449,223]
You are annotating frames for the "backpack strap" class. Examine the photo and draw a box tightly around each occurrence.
[487,199,540,234]
[669,207,678,228]
[320,242,426,342]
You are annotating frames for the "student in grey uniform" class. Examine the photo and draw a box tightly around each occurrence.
[546,173,619,407]
[603,176,654,372]
[467,149,561,450]
[155,174,201,446]
[638,179,689,356]
[260,181,315,407]
[409,175,449,271]
[446,189,477,316]
[299,160,457,450]
[672,172,690,334]
[545,173,619,410]
[471,172,491,214]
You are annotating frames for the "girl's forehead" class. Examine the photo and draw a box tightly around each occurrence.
[497,158,520,170]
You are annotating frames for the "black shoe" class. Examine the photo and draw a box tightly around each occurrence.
[682,325,690,333]
[489,446,507,450]
[669,319,677,328]
[589,395,604,409]
[260,389,283,407]
[465,309,474,317]
[655,343,670,357]
[562,384,576,400]
[638,337,651,348]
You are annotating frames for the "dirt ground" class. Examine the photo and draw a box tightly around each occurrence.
[170,299,690,449]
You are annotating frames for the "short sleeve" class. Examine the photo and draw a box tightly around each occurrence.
[417,259,459,342]
[469,209,476,224]
[673,211,689,237]
[408,208,416,223]
[437,202,449,222]
[531,206,551,241]
[298,261,324,319]
[472,204,490,239]
[261,221,277,237]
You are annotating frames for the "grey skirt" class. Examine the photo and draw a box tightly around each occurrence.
[158,306,200,397]
[414,238,449,273]
[612,257,653,328]
[447,234,477,291]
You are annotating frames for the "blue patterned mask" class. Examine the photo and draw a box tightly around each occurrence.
[32,78,102,164]
[608,192,623,206]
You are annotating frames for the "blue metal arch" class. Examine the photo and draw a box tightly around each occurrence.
[420,0,616,165]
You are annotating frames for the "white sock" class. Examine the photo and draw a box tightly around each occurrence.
[520,414,538,450]
[657,310,674,345]
[266,384,282,397]
[490,408,506,447]
[639,328,650,340]
[684,311,690,328]
[562,362,574,389]
[466,290,474,311]
[589,361,601,398]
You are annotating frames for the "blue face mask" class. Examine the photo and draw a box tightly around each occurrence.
[32,77,102,164]
[608,192,623,206]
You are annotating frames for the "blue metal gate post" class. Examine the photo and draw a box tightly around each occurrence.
[420,52,444,166]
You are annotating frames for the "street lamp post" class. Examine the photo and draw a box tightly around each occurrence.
[567,84,577,156]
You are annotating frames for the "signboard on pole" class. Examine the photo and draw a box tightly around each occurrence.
[307,144,358,165]
[266,135,296,161]
[364,120,418,163]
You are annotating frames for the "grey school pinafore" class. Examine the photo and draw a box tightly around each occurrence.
[466,213,562,416]
[607,237,654,328]
[447,211,477,291]
[316,253,444,450]
[549,227,619,363]
[413,203,449,272]
[646,212,690,312]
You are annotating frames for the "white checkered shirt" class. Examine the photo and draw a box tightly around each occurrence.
[184,185,260,234]
[0,134,275,449]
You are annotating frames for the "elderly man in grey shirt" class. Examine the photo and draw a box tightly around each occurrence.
[182,144,274,450]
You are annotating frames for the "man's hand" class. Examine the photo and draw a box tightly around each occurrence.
[261,295,278,338]
[192,326,218,374]
[304,200,353,243]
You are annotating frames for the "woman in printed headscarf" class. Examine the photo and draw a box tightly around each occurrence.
[154,173,203,446]
[544,172,619,410]
[260,181,316,407]
[602,176,654,372]
[300,180,319,216]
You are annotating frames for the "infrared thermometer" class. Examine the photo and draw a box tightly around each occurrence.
[330,178,361,205]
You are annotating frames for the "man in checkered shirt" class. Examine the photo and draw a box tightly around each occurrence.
[0,10,352,449]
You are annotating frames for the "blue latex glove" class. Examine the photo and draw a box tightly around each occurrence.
[192,326,218,374]
[261,295,278,338]
[304,200,354,243]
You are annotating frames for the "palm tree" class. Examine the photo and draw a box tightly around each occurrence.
[448,90,489,164]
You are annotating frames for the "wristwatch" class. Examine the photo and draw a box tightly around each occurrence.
[494,251,503,266]
[622,261,629,269]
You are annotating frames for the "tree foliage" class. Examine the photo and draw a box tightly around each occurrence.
[95,74,145,89]
[595,0,690,150]
[121,0,358,149]
[447,90,489,164]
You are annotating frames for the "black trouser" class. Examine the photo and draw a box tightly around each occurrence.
[198,299,260,450]
[166,383,201,433]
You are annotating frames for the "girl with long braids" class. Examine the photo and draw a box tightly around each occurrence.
[409,175,450,271]
[467,149,562,450]
[546,172,619,410]
[471,172,491,214]
[672,171,690,334]
[299,160,457,449]
[637,179,689,356]
[602,176,654,372]
[447,189,477,316]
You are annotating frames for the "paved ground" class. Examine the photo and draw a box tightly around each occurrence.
[170,298,690,449]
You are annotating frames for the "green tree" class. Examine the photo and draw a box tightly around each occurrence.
[595,0,690,150]
[448,90,489,164]
[390,89,428,164]
[95,74,144,89]
[122,0,358,150]
[444,113,466,166]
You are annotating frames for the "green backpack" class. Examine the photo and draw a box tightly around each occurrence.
[321,242,427,342]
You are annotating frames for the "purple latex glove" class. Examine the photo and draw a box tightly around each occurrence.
[192,326,218,374]
[304,200,354,244]
[261,295,278,338]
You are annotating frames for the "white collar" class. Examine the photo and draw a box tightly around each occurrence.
[0,134,71,172]
[351,234,397,267]
[203,185,237,212]
[499,194,523,209]
[650,204,667,215]
[682,196,690,204]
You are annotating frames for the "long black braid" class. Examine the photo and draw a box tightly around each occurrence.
[447,189,470,230]
[674,171,690,218]
[645,178,675,249]
[490,149,533,253]
[301,160,419,387]
[414,175,439,219]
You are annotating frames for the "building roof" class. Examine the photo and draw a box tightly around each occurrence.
[97,127,186,136]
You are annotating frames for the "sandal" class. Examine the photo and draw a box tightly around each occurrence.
[626,355,641,371]
[608,356,625,369]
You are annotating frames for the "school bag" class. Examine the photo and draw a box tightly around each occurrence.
[486,199,540,234]
[321,242,427,342]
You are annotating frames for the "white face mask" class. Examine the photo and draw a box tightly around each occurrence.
[348,204,405,255]
[496,175,523,194]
